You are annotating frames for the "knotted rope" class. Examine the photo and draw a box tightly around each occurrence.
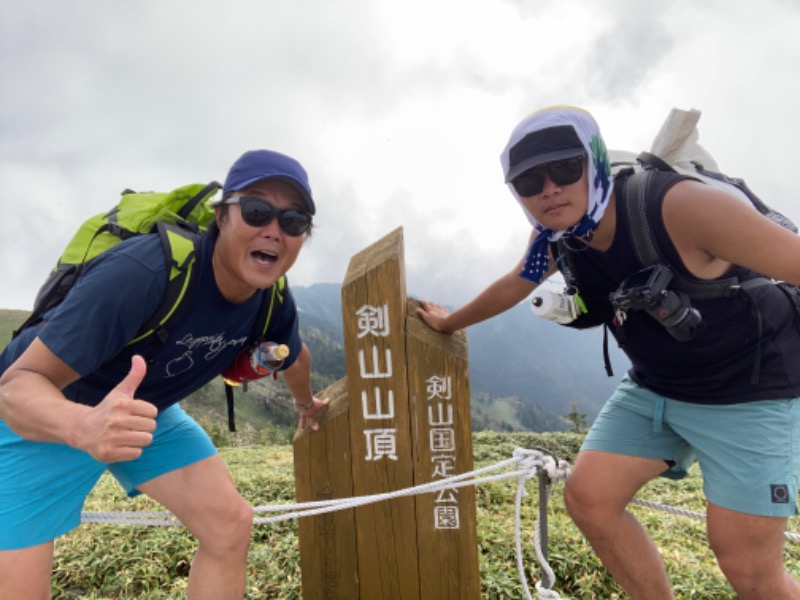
[513,449,571,599]
[82,448,571,598]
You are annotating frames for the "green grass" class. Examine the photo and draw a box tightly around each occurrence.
[46,432,800,599]
[0,309,29,352]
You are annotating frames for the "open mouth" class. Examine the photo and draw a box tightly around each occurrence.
[252,249,278,266]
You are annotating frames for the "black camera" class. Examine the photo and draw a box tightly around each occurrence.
[609,264,701,341]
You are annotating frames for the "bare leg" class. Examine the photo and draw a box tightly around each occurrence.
[0,541,55,600]
[707,502,800,599]
[563,450,675,600]
[137,455,253,600]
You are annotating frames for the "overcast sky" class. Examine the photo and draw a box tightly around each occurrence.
[2,0,799,311]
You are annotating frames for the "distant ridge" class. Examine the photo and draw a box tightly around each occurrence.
[1,283,630,433]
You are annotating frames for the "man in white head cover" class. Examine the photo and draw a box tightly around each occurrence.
[501,107,613,284]
[418,105,800,598]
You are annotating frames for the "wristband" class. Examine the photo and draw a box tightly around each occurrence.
[295,400,315,411]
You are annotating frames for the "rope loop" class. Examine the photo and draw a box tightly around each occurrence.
[509,448,566,599]
[544,457,572,484]
[535,580,563,599]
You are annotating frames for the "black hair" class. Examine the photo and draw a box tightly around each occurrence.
[206,202,227,240]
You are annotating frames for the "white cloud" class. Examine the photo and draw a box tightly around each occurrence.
[2,0,799,310]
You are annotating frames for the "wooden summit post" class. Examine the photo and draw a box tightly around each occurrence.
[293,227,480,599]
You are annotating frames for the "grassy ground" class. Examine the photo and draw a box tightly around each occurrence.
[39,432,800,598]
[0,309,29,351]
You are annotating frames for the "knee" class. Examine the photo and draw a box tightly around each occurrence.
[198,499,253,556]
[562,479,582,519]
[563,477,600,528]
[563,475,629,534]
[222,500,254,547]
[711,545,762,592]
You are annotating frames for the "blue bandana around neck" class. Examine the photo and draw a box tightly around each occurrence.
[500,107,613,284]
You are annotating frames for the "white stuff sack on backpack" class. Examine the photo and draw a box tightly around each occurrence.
[609,107,798,232]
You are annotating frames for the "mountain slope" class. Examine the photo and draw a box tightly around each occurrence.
[291,284,630,427]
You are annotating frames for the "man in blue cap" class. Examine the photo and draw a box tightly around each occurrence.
[0,149,327,598]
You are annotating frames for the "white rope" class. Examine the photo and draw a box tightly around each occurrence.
[80,511,180,526]
[78,447,800,598]
[253,454,534,523]
[511,450,572,600]
[81,452,544,525]
[81,449,570,598]
[630,498,800,544]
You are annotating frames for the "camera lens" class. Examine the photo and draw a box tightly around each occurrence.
[649,291,701,341]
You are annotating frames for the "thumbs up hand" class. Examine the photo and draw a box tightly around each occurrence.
[74,355,158,463]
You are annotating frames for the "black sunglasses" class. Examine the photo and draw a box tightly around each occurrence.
[224,196,312,236]
[511,155,586,197]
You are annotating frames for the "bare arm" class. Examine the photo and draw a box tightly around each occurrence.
[0,338,86,441]
[281,342,329,430]
[417,230,550,333]
[662,180,800,284]
[0,338,157,462]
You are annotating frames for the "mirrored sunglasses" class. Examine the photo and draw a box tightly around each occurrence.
[511,155,586,197]
[224,196,312,236]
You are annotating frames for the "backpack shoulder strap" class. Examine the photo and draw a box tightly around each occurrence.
[250,275,287,343]
[177,181,222,222]
[106,183,220,344]
[127,221,201,347]
[620,168,664,268]
[619,168,749,300]
[224,275,288,432]
[636,151,677,174]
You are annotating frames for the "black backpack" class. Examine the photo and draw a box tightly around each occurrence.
[617,153,799,311]
[555,153,800,378]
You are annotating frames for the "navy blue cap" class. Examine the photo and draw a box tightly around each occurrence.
[222,150,316,215]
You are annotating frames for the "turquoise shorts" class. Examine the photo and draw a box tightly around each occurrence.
[582,376,800,517]
[0,404,217,550]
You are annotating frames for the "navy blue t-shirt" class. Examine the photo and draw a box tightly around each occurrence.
[0,233,301,411]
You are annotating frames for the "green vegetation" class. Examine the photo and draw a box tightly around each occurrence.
[0,309,28,351]
[563,402,589,434]
[49,432,800,599]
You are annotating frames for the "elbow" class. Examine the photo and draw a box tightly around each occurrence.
[0,373,14,421]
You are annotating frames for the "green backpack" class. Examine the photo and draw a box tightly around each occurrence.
[14,182,221,342]
[14,181,285,431]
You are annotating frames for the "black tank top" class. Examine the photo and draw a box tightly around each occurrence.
[562,171,800,404]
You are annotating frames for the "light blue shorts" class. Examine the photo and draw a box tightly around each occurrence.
[0,404,217,550]
[582,376,800,517]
